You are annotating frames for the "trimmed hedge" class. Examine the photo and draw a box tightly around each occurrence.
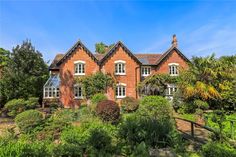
[96,100,120,123]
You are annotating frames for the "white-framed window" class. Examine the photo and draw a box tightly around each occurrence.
[74,84,83,99]
[167,84,177,96]
[44,87,60,98]
[116,83,126,98]
[141,66,151,76]
[74,60,85,75]
[168,63,179,76]
[115,60,126,75]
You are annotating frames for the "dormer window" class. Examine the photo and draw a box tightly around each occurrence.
[74,60,85,75]
[115,60,126,75]
[168,63,179,76]
[141,66,151,77]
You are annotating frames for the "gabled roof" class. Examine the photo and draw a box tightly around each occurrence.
[49,54,64,70]
[156,46,191,65]
[56,40,99,66]
[49,40,190,69]
[135,54,162,65]
[99,41,142,65]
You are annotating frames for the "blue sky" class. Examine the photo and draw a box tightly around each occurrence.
[0,0,236,63]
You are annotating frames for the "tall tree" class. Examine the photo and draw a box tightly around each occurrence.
[178,54,236,110]
[0,48,10,68]
[0,40,48,107]
[95,42,114,54]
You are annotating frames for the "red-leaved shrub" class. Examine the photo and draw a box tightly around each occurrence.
[96,100,120,122]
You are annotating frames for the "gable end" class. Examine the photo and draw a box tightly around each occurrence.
[156,46,190,66]
[99,41,141,65]
[56,40,99,66]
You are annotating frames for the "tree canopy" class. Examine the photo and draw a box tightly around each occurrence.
[178,54,236,110]
[95,42,114,54]
[0,40,48,107]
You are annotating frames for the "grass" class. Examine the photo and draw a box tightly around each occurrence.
[175,112,197,122]
[205,113,236,139]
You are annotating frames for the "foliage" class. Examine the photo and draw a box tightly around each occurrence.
[139,96,172,119]
[138,73,178,96]
[59,119,116,156]
[0,47,10,68]
[0,140,50,157]
[3,97,39,117]
[91,93,108,105]
[194,99,209,110]
[77,72,113,98]
[90,93,107,113]
[0,40,48,106]
[25,97,40,109]
[178,54,236,110]
[15,110,44,133]
[118,112,176,155]
[121,96,139,113]
[177,102,197,114]
[206,112,236,139]
[4,98,26,117]
[210,110,227,142]
[96,100,120,123]
[95,42,114,54]
[36,109,79,141]
[201,142,236,157]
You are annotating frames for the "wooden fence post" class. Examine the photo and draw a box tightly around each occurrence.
[191,122,194,138]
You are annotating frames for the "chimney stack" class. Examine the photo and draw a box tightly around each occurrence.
[172,34,178,47]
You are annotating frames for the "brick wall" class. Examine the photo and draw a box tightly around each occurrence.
[156,49,188,74]
[101,46,140,100]
[59,47,100,108]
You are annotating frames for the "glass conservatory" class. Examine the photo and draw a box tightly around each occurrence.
[43,75,60,98]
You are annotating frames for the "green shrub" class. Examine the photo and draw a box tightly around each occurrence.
[60,120,116,156]
[139,96,171,118]
[91,93,107,105]
[194,99,209,110]
[25,97,39,109]
[87,127,113,156]
[90,93,107,113]
[178,102,197,114]
[4,98,26,117]
[0,141,50,157]
[201,142,236,157]
[4,97,39,117]
[121,97,139,113]
[15,110,44,133]
[96,100,120,123]
[35,109,80,141]
[118,113,175,153]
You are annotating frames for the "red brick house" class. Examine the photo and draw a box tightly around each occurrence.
[43,35,189,108]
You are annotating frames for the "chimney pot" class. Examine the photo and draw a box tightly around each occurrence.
[172,34,178,47]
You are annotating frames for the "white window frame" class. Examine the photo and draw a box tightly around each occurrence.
[166,84,177,96]
[116,83,126,98]
[74,60,85,76]
[141,66,151,77]
[168,63,179,76]
[43,87,60,98]
[74,84,83,99]
[115,60,126,75]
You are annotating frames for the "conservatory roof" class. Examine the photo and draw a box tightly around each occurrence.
[44,75,60,87]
